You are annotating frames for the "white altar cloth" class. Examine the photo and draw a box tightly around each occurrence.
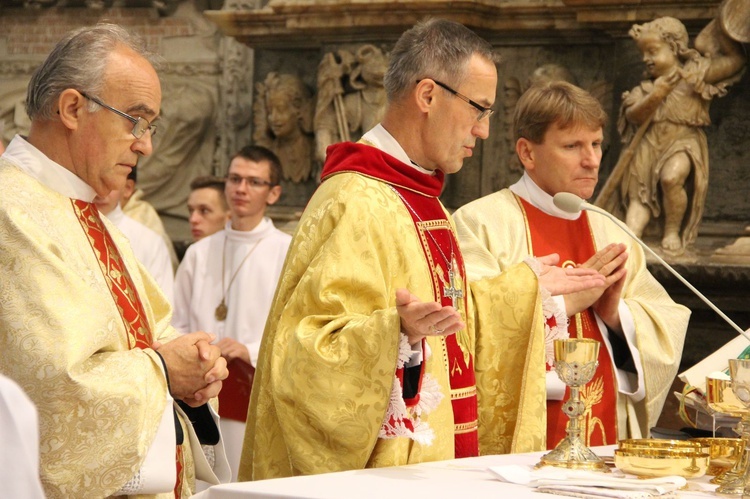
[191,445,720,498]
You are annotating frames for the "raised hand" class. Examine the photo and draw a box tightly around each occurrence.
[536,253,607,296]
[395,288,464,346]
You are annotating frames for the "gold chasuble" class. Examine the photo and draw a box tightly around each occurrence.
[239,142,495,481]
[454,187,690,455]
[0,159,197,498]
[517,197,618,448]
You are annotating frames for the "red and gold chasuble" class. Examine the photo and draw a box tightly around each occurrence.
[72,199,185,498]
[322,142,478,459]
[516,196,618,449]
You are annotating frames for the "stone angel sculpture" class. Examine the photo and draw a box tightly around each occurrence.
[596,9,747,254]
[314,44,388,165]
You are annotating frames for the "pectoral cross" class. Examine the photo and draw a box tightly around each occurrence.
[443,264,463,308]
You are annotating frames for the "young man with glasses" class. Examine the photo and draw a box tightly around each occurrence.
[238,18,605,481]
[173,145,291,482]
[0,23,229,497]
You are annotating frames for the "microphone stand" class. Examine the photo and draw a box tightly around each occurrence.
[580,200,750,342]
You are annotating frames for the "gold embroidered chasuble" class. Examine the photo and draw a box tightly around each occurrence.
[240,142,537,481]
[0,159,195,498]
[454,188,690,454]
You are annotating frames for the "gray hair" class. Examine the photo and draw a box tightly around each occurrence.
[383,18,499,102]
[26,23,158,121]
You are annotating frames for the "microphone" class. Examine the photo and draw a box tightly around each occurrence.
[553,192,750,342]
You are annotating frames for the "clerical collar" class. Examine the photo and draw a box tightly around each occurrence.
[509,172,582,221]
[2,134,98,202]
[225,216,273,243]
[361,124,436,176]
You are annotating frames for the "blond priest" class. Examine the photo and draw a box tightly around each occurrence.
[454,81,690,454]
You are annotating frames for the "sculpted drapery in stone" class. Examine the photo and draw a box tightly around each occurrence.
[314,44,388,165]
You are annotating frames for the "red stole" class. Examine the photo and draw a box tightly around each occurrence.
[72,200,184,497]
[516,197,618,449]
[395,187,478,458]
[322,142,478,458]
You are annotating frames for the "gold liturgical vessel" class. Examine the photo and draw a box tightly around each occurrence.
[538,338,608,472]
[716,358,750,496]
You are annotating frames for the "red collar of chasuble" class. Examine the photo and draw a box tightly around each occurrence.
[72,199,154,350]
[321,142,444,197]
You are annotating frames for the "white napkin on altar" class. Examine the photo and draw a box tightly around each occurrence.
[488,465,685,498]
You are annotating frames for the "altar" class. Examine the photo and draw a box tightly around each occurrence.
[191,445,719,498]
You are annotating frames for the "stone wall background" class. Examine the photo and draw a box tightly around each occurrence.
[2,2,750,423]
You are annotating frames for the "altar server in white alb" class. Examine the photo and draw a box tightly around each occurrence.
[454,81,690,453]
[0,23,230,498]
[173,144,292,480]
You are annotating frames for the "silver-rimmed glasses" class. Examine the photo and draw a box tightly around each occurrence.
[80,92,157,139]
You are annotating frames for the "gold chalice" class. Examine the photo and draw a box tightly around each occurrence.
[537,338,608,471]
[704,376,745,485]
[716,359,750,496]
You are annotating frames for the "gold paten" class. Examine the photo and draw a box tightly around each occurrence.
[614,447,709,478]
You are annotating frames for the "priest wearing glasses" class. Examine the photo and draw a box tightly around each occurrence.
[238,18,607,481]
[0,23,230,497]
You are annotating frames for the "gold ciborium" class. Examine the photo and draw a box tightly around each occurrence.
[716,359,750,496]
[537,338,608,471]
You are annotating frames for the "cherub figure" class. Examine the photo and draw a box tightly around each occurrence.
[253,73,315,183]
[597,16,745,253]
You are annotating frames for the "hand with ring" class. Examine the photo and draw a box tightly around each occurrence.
[395,288,464,345]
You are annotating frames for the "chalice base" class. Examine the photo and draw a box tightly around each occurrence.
[715,476,745,495]
[537,436,610,472]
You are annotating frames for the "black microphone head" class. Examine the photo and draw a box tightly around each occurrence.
[553,192,585,213]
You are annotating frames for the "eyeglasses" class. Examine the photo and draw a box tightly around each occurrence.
[227,174,274,189]
[80,92,157,139]
[417,78,494,121]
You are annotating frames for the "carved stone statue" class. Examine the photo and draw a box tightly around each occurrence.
[596,11,746,254]
[253,72,315,183]
[314,44,388,165]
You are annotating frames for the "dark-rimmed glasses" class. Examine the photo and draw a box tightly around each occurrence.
[227,174,275,189]
[80,92,157,139]
[417,78,494,121]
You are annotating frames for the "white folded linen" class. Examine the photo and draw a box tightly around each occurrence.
[488,465,685,498]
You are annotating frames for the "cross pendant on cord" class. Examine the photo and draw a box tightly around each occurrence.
[443,264,463,308]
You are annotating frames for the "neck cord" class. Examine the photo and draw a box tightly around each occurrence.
[215,234,265,321]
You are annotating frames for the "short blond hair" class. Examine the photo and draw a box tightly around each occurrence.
[513,80,607,144]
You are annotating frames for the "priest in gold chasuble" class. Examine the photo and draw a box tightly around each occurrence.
[0,25,230,498]
[239,21,608,481]
[455,81,690,455]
